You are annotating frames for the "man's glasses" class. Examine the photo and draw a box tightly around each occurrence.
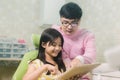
[62,21,79,27]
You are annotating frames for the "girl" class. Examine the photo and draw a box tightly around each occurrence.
[23,28,66,80]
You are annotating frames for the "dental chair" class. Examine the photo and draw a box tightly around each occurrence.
[12,34,40,80]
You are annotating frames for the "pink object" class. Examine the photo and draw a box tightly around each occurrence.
[52,25,96,64]
[18,39,26,43]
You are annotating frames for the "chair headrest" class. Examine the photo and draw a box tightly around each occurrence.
[31,34,40,48]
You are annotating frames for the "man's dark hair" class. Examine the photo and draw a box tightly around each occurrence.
[59,2,82,20]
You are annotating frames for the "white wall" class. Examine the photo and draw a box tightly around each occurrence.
[0,0,44,47]
[38,0,45,26]
[43,0,65,24]
[0,0,66,48]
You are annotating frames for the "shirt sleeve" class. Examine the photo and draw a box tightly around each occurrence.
[82,32,96,64]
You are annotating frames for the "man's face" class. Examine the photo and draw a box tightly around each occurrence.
[60,17,80,35]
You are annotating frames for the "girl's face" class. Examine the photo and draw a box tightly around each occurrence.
[60,17,80,36]
[42,37,62,59]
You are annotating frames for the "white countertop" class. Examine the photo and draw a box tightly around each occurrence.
[92,63,120,80]
[92,71,120,80]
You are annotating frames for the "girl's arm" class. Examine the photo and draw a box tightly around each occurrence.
[23,63,57,80]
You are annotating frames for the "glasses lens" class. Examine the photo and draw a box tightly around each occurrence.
[62,21,78,27]
[62,22,69,27]
[71,22,78,27]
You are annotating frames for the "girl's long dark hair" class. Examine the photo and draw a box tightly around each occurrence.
[37,28,66,73]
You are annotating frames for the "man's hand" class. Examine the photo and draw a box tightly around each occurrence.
[70,58,83,67]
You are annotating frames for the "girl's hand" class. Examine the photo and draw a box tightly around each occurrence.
[45,64,58,75]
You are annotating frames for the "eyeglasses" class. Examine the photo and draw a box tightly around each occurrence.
[62,21,79,27]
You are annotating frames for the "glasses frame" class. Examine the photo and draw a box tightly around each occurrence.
[61,20,79,28]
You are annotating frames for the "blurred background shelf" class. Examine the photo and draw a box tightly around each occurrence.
[0,58,22,61]
[0,37,28,62]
